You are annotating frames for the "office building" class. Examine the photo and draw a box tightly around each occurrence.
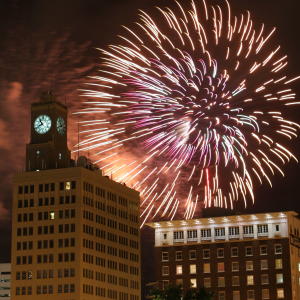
[11,92,141,300]
[0,263,11,299]
[147,211,300,300]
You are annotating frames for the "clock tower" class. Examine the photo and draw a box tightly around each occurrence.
[26,91,71,171]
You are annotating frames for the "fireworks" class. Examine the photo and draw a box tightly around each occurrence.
[76,0,299,224]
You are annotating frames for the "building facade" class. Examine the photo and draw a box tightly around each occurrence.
[147,211,300,300]
[0,263,11,299]
[11,93,141,300]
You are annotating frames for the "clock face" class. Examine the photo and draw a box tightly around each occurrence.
[34,115,52,134]
[56,116,66,135]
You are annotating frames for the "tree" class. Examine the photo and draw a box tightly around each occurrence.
[150,284,214,300]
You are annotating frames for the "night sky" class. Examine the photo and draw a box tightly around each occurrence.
[1,0,300,297]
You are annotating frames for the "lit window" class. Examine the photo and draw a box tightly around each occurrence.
[218,262,225,272]
[257,224,269,235]
[190,264,196,274]
[247,275,254,285]
[203,263,210,273]
[219,291,225,300]
[243,225,254,237]
[218,277,225,287]
[215,228,225,239]
[275,244,282,254]
[162,266,169,276]
[50,212,55,220]
[176,279,183,286]
[246,247,253,256]
[190,278,197,288]
[174,231,184,242]
[232,276,239,286]
[59,153,61,160]
[203,249,210,259]
[262,289,269,299]
[162,253,169,261]
[261,274,269,284]
[260,245,267,255]
[217,248,224,258]
[276,274,283,284]
[247,290,254,300]
[176,265,182,275]
[204,278,211,287]
[65,182,70,190]
[233,291,240,300]
[187,230,197,241]
[275,259,283,269]
[229,226,239,237]
[232,262,239,271]
[201,229,211,240]
[246,261,253,271]
[261,260,268,270]
[231,247,238,257]
[277,288,284,298]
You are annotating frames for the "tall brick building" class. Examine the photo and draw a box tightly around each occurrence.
[146,211,300,300]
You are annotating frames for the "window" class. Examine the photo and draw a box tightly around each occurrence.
[247,275,254,285]
[219,291,225,300]
[277,288,284,298]
[176,265,182,275]
[232,262,239,271]
[187,230,197,241]
[39,184,43,193]
[218,262,225,272]
[27,286,32,295]
[257,225,268,236]
[261,274,269,284]
[247,290,254,300]
[260,245,267,255]
[49,269,53,278]
[190,278,197,288]
[232,276,239,286]
[246,261,253,271]
[70,284,75,293]
[190,264,196,274]
[189,250,196,260]
[229,226,239,238]
[246,246,253,256]
[19,186,23,194]
[201,229,211,240]
[37,286,41,294]
[215,228,225,239]
[174,231,184,242]
[233,291,240,300]
[37,270,41,279]
[276,274,283,283]
[203,263,210,273]
[218,277,225,287]
[51,183,55,191]
[203,249,210,259]
[261,260,268,270]
[66,182,71,190]
[49,285,53,294]
[176,251,182,260]
[64,269,69,277]
[70,268,75,277]
[176,279,183,286]
[58,269,63,278]
[262,289,269,299]
[58,284,62,293]
[71,181,76,189]
[162,253,169,261]
[204,278,211,287]
[275,259,283,269]
[217,248,224,258]
[243,225,254,237]
[162,266,169,276]
[275,244,282,254]
[60,182,64,191]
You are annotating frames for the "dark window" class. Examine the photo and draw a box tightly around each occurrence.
[16,256,21,265]
[64,253,69,262]
[65,196,70,204]
[23,213,27,222]
[43,255,47,263]
[60,182,64,191]
[44,211,48,220]
[17,242,21,250]
[38,198,43,206]
[30,185,34,193]
[37,255,42,263]
[24,185,28,194]
[28,256,32,264]
[50,183,55,191]
[45,184,49,192]
[58,239,63,248]
[22,256,27,264]
[16,272,20,280]
[44,226,48,234]
[29,227,33,235]
[18,200,22,208]
[58,254,63,262]
[43,240,48,249]
[71,224,75,232]
[71,253,75,261]
[23,241,27,250]
[17,214,22,222]
[19,186,23,194]
[24,199,28,207]
[49,225,54,234]
[28,241,33,250]
[38,212,42,220]
[65,224,69,233]
[44,198,49,205]
[49,240,54,248]
[71,209,75,218]
[71,238,75,247]
[71,181,76,189]
[50,197,54,205]
[29,213,33,221]
[23,227,27,236]
[65,210,69,218]
[39,184,43,193]
[49,254,53,263]
[59,210,63,219]
[30,199,34,207]
[59,225,63,233]
[59,196,64,204]
[38,226,42,235]
[64,239,69,247]
[71,195,76,203]
[38,241,42,249]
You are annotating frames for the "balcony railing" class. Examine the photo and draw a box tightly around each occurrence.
[174,238,184,243]
[201,236,211,241]
[243,233,254,238]
[215,235,225,240]
[258,232,268,237]
[187,237,198,242]
[229,234,239,239]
